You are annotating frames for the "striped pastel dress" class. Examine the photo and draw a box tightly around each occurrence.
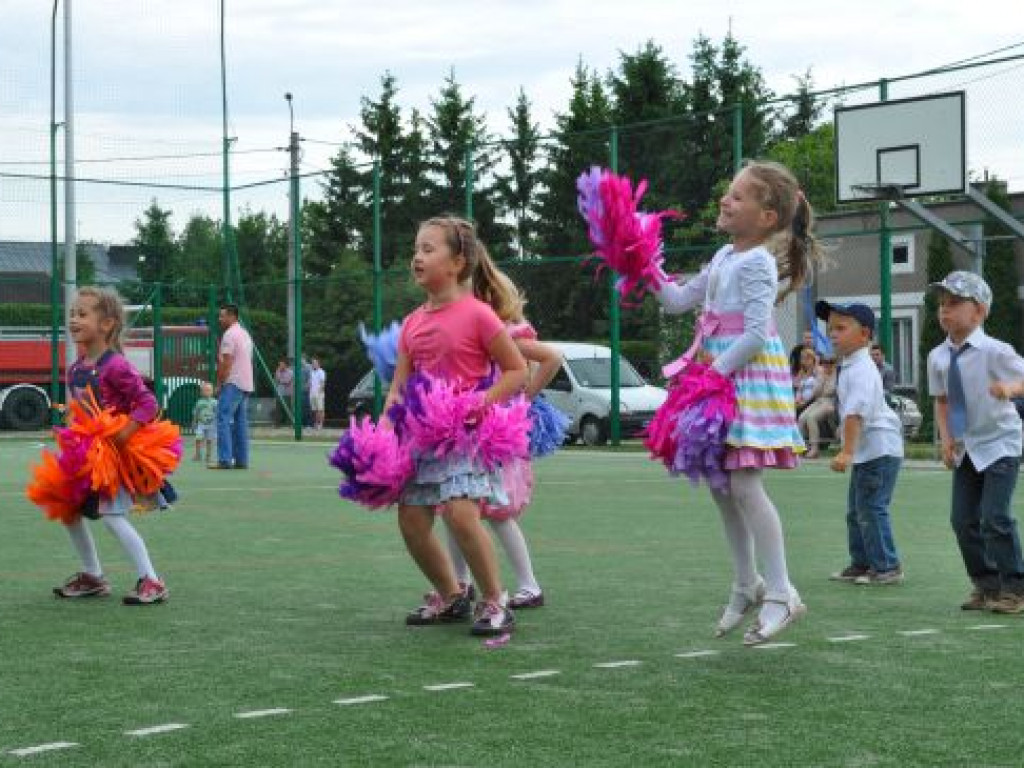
[656,244,804,469]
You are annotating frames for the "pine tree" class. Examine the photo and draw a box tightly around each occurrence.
[305,144,365,277]
[493,88,541,258]
[133,201,178,286]
[917,233,955,439]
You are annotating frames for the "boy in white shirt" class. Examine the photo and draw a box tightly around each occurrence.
[817,300,905,585]
[927,271,1024,614]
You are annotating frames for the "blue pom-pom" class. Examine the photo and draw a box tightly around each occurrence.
[359,321,401,384]
[528,397,571,458]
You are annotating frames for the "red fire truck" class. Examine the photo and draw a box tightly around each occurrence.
[0,325,210,430]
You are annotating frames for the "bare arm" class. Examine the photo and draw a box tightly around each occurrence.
[484,330,527,405]
[831,415,862,473]
[517,338,563,399]
[934,396,955,469]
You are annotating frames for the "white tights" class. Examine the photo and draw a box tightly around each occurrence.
[710,468,795,602]
[447,518,541,595]
[65,516,158,581]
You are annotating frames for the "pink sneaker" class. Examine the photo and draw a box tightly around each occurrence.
[53,572,110,599]
[122,577,168,605]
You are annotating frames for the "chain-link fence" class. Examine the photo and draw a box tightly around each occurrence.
[3,14,1022,439]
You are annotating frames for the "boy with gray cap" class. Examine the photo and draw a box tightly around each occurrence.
[927,271,1024,614]
[816,300,905,585]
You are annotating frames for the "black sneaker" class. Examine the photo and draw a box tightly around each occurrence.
[470,601,515,636]
[405,590,472,626]
[829,564,870,582]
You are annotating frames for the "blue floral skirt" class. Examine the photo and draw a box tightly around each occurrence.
[401,452,508,508]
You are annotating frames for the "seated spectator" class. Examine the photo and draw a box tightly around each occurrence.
[870,342,896,395]
[793,347,819,415]
[798,356,838,459]
[789,329,815,376]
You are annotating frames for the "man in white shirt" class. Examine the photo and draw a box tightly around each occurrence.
[309,357,326,430]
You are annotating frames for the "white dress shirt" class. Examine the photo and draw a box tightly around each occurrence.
[837,347,903,463]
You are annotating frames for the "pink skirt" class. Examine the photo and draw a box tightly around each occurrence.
[723,446,800,470]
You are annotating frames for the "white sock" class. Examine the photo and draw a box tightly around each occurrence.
[490,518,540,594]
[710,486,758,591]
[102,516,158,580]
[444,526,472,585]
[729,469,796,602]
[65,519,102,577]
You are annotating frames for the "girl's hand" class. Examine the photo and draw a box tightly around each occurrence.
[695,349,713,366]
[112,422,140,449]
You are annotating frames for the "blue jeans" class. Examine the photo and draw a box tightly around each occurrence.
[847,455,902,573]
[951,454,1024,594]
[216,383,250,468]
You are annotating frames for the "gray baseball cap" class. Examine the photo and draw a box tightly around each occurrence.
[929,270,993,307]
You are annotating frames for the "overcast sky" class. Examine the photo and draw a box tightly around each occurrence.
[1,1,1022,242]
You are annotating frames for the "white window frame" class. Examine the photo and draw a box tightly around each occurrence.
[890,234,915,275]
[888,308,917,388]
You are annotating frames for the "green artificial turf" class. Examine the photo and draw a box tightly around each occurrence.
[1,439,1021,766]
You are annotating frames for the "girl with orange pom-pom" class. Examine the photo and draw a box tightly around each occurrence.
[47,287,170,605]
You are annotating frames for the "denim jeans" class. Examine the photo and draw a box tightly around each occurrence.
[951,454,1024,594]
[847,455,902,573]
[216,383,250,468]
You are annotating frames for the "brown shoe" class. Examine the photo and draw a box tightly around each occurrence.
[54,572,111,598]
[989,592,1024,615]
[829,565,870,582]
[960,589,997,611]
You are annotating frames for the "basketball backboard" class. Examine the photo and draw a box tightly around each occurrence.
[834,91,966,204]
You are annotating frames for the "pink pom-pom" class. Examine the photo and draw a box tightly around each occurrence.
[645,362,738,490]
[576,167,680,304]
[329,417,414,510]
[402,373,530,469]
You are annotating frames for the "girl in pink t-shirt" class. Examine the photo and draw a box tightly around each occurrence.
[385,216,527,637]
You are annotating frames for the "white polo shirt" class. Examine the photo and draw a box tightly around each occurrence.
[837,347,903,463]
[927,327,1024,471]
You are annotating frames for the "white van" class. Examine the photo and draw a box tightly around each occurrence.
[542,342,668,446]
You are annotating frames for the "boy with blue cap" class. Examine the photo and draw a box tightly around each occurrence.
[816,300,905,585]
[927,271,1024,614]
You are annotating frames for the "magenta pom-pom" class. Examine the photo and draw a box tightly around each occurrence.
[401,372,530,470]
[328,417,413,510]
[644,362,738,491]
[576,166,680,304]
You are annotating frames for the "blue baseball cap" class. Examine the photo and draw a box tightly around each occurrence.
[815,300,876,335]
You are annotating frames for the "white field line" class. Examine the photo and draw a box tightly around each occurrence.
[234,708,292,719]
[751,642,797,650]
[423,682,475,692]
[593,660,641,668]
[827,634,870,643]
[334,694,389,706]
[8,742,78,757]
[968,624,1008,630]
[510,670,561,680]
[125,723,189,737]
[898,629,940,636]
[675,650,720,659]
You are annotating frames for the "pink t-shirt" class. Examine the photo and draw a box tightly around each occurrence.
[400,294,505,386]
[219,322,254,393]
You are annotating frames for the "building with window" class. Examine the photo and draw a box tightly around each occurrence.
[808,189,1024,396]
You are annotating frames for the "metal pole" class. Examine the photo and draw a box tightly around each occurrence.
[285,93,296,360]
[288,105,303,441]
[372,158,383,417]
[464,147,474,220]
[732,103,743,174]
[63,0,75,332]
[220,0,234,300]
[877,79,893,358]
[608,125,621,445]
[49,0,60,420]
[153,283,163,406]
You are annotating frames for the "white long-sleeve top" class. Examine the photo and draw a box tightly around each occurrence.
[655,244,777,376]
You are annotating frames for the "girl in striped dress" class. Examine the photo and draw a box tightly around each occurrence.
[655,161,824,645]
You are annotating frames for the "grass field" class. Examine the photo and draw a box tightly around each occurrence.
[2,439,1023,767]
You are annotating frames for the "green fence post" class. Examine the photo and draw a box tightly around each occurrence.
[465,147,474,221]
[372,158,384,418]
[733,103,744,173]
[153,282,164,407]
[608,125,621,446]
[878,79,893,359]
[207,285,218,386]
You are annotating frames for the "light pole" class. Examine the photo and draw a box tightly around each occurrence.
[285,93,303,439]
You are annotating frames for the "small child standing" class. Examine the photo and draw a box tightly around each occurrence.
[927,271,1024,614]
[817,300,904,585]
[192,382,217,463]
[53,286,168,605]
